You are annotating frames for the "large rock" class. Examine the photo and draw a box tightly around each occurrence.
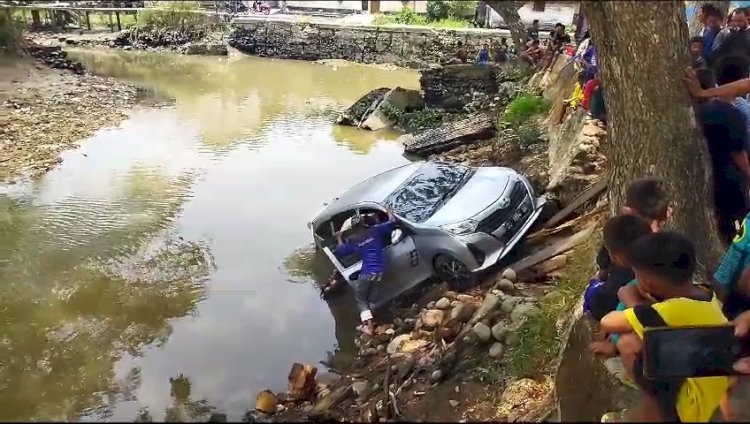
[421,309,445,329]
[472,322,492,341]
[511,304,539,323]
[435,297,451,310]
[491,322,508,342]
[387,334,413,355]
[360,87,425,131]
[489,342,505,358]
[450,302,477,323]
[288,363,317,401]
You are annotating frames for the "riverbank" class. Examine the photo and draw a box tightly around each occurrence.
[0,48,140,182]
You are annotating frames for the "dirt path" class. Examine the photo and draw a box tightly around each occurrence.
[0,54,139,182]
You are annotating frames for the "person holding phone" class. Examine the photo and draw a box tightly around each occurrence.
[599,232,728,422]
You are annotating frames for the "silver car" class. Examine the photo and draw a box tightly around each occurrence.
[308,161,546,308]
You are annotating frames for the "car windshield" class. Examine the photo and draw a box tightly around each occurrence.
[383,164,473,223]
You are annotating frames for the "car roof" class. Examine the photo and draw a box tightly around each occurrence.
[314,162,425,220]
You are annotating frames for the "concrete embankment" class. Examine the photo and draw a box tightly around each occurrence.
[229,17,514,69]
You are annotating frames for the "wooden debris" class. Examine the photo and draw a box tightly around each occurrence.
[401,113,496,156]
[509,224,595,273]
[288,363,318,401]
[309,382,353,418]
[544,178,608,228]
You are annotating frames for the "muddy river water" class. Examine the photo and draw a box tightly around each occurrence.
[0,49,418,421]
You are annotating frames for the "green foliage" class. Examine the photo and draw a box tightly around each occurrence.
[431,17,473,28]
[137,1,209,30]
[400,109,443,131]
[503,95,550,126]
[515,122,543,147]
[427,0,476,20]
[374,3,473,28]
[0,13,23,54]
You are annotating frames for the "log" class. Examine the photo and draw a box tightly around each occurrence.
[544,178,608,228]
[402,113,496,156]
[308,382,353,418]
[288,363,318,401]
[509,224,595,273]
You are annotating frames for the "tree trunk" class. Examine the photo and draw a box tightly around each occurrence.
[485,1,526,49]
[686,0,730,36]
[584,1,724,276]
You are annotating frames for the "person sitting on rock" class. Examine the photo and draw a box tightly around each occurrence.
[521,39,543,66]
[333,209,396,336]
[581,70,601,111]
[476,43,491,65]
[493,39,508,64]
[588,215,655,380]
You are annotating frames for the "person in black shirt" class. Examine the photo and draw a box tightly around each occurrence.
[697,100,750,244]
[586,178,672,321]
[526,19,540,43]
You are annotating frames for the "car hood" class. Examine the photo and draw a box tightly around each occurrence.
[424,167,516,227]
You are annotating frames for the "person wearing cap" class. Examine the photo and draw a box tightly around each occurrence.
[334,208,397,335]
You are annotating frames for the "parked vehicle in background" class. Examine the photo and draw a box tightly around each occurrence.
[308,161,546,308]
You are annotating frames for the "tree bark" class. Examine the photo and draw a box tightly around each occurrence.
[584,1,724,276]
[485,1,526,49]
[686,0,730,36]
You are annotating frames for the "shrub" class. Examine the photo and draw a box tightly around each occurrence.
[427,0,476,20]
[503,95,550,126]
[137,1,209,30]
[391,7,428,25]
[0,13,23,54]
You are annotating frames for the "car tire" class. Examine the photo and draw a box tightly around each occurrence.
[433,254,475,292]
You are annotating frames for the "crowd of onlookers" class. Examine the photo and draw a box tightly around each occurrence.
[579,4,750,422]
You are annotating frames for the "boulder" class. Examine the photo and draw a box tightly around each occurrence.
[450,302,477,323]
[456,294,475,303]
[491,322,508,342]
[489,342,505,358]
[511,304,539,323]
[472,322,492,341]
[288,363,317,401]
[500,297,519,314]
[255,390,277,414]
[421,309,445,329]
[444,290,458,300]
[360,87,425,131]
[352,381,370,400]
[387,334,413,355]
[435,297,451,310]
[501,268,517,282]
[497,278,515,292]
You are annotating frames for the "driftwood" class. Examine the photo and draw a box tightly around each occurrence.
[308,381,353,418]
[401,113,496,156]
[509,224,595,273]
[288,363,318,401]
[544,178,608,228]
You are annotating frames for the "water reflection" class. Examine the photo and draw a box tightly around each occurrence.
[67,49,418,152]
[1,49,415,421]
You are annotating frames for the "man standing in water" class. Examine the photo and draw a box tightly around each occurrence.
[334,209,397,335]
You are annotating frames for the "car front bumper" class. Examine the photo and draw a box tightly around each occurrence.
[456,195,546,273]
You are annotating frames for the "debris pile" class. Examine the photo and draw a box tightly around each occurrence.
[27,45,85,74]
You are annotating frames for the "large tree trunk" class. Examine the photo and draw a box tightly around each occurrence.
[485,1,526,49]
[584,1,724,276]
[686,0,730,36]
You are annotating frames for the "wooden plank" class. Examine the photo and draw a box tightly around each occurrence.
[508,224,595,273]
[543,178,608,228]
[404,113,495,155]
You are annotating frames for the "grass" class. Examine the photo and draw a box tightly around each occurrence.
[473,232,601,387]
[371,8,472,28]
[503,95,551,127]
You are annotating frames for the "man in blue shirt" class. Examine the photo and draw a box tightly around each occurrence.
[334,209,396,335]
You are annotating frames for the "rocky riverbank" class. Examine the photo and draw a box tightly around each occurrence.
[27,28,228,56]
[244,56,617,422]
[0,45,140,182]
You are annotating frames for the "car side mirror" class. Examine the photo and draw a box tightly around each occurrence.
[391,228,405,245]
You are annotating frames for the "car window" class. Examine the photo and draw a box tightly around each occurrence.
[331,209,395,269]
[382,164,473,223]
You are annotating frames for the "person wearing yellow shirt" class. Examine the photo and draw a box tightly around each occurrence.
[599,231,729,422]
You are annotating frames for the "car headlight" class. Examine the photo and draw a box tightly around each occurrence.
[441,219,479,236]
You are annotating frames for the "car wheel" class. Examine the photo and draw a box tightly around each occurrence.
[434,254,475,292]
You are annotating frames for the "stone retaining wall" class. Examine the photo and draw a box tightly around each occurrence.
[228,19,512,69]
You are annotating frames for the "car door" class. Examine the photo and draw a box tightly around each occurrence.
[322,203,432,306]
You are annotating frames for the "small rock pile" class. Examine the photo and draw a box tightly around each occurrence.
[27,45,85,74]
[355,269,539,375]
